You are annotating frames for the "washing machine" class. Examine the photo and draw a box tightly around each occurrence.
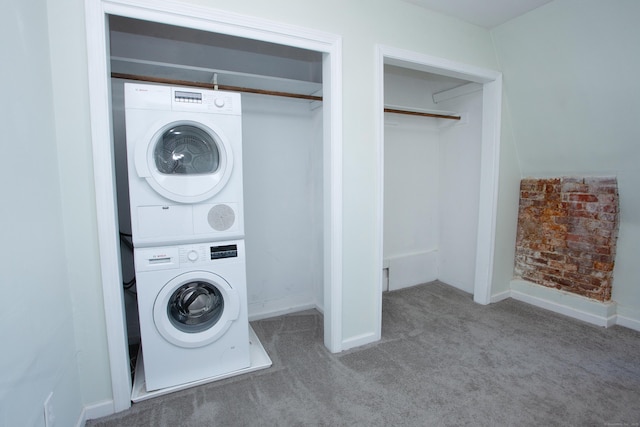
[125,83,244,247]
[134,239,250,391]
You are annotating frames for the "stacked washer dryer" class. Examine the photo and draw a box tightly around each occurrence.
[124,83,250,392]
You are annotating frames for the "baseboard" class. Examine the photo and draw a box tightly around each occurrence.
[77,399,114,426]
[490,290,511,303]
[341,331,380,351]
[509,279,617,327]
[616,315,640,332]
[615,305,640,332]
[248,295,318,321]
[386,250,438,291]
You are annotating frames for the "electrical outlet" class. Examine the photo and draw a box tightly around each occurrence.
[44,392,55,427]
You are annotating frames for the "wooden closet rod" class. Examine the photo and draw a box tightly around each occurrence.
[112,73,460,120]
[384,108,460,121]
[111,72,324,102]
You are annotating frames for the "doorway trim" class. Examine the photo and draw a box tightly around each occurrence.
[374,45,502,336]
[85,0,343,413]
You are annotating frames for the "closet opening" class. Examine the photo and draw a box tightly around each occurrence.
[375,46,503,340]
[85,1,343,412]
[382,64,482,295]
[109,15,328,398]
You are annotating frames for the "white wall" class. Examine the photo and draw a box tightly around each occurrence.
[241,94,324,319]
[384,116,440,289]
[383,119,440,259]
[37,0,502,413]
[492,0,640,321]
[0,0,84,426]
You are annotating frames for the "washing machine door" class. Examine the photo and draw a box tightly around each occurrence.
[153,271,240,348]
[135,120,234,203]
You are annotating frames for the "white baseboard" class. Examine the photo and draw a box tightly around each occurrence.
[341,331,380,351]
[490,290,511,303]
[615,305,640,332]
[77,399,114,426]
[616,315,640,332]
[509,279,618,327]
[248,294,318,321]
[386,250,438,291]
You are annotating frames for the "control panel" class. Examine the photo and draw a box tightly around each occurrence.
[135,241,241,272]
[174,90,203,104]
[171,87,240,114]
[178,242,238,264]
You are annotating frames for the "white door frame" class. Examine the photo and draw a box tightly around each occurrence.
[374,45,503,337]
[85,0,343,412]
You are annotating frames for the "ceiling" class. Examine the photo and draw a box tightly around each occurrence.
[402,0,553,28]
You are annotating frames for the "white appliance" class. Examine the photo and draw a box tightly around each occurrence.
[134,239,250,391]
[125,83,244,247]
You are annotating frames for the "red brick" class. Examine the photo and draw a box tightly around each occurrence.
[591,186,618,194]
[593,261,614,272]
[598,194,618,204]
[540,252,565,261]
[569,194,599,203]
[594,246,612,255]
[600,204,618,214]
[599,213,617,222]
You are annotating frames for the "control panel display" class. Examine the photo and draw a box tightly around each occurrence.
[175,90,203,103]
[210,244,238,260]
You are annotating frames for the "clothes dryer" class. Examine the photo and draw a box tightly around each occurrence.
[134,239,250,391]
[125,83,244,247]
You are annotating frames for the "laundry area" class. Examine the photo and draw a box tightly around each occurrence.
[108,16,325,401]
[107,12,486,403]
[383,64,484,294]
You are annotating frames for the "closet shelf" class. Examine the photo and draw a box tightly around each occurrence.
[384,105,460,120]
[110,56,323,101]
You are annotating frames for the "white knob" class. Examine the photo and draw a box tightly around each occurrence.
[187,250,199,262]
[214,98,225,108]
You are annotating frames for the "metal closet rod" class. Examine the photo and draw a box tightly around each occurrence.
[384,108,461,121]
[111,72,324,101]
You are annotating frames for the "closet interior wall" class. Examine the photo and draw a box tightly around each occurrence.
[109,17,325,348]
[383,65,483,294]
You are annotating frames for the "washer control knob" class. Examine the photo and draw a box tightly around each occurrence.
[214,98,225,108]
[187,250,199,262]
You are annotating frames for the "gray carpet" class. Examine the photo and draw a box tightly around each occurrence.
[88,281,640,426]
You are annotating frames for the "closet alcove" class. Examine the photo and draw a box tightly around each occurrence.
[383,64,483,294]
[108,16,326,363]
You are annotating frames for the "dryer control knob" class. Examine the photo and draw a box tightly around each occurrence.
[187,250,199,262]
[214,98,225,108]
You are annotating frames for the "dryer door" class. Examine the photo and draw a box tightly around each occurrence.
[136,120,234,203]
[153,270,240,348]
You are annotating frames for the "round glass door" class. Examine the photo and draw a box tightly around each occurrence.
[154,271,240,348]
[135,119,234,203]
[168,281,224,333]
[154,125,220,175]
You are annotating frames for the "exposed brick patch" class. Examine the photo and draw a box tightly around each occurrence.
[514,177,619,302]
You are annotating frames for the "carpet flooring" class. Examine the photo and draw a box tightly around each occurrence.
[87,281,640,426]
